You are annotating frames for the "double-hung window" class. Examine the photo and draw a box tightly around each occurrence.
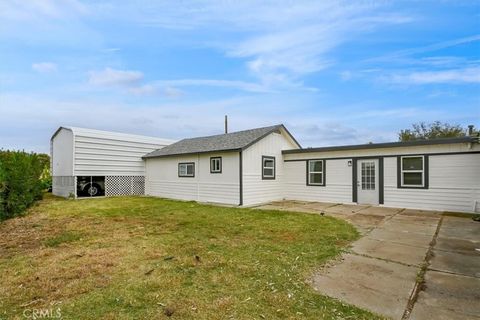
[210,157,222,173]
[307,160,325,186]
[262,156,275,179]
[178,162,195,177]
[400,156,425,187]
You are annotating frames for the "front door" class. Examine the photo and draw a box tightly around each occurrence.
[357,159,379,205]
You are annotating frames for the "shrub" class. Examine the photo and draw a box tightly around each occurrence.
[0,150,47,221]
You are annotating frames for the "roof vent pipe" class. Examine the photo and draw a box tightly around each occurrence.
[225,115,228,134]
[468,124,474,136]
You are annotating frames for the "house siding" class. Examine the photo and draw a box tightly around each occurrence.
[145,151,240,205]
[284,159,353,204]
[283,142,480,213]
[383,153,480,212]
[242,131,299,206]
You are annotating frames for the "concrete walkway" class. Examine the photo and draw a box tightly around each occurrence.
[255,201,480,320]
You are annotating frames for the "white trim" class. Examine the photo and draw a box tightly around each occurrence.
[400,155,425,187]
[179,163,195,177]
[307,160,324,185]
[262,156,275,178]
[210,157,222,173]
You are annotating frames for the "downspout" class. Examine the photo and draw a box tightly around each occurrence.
[239,150,243,206]
[197,153,200,202]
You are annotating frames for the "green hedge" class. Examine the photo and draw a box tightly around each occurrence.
[0,150,49,221]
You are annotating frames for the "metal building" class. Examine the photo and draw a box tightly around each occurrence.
[50,126,174,198]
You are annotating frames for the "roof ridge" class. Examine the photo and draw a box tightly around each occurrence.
[179,124,283,141]
[142,124,288,158]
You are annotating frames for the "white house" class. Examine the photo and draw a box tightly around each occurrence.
[50,126,174,198]
[51,124,480,213]
[282,138,480,213]
[143,125,301,206]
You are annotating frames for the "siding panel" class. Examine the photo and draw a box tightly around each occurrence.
[242,131,299,206]
[283,159,352,204]
[145,152,240,205]
[383,154,480,212]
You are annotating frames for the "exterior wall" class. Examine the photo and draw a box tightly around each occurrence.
[51,128,74,197]
[51,128,73,176]
[145,151,240,205]
[283,142,480,213]
[242,131,299,206]
[284,159,353,204]
[51,126,173,198]
[73,129,172,176]
[52,176,75,198]
[383,153,480,212]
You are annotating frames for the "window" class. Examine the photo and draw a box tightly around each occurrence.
[400,156,425,187]
[178,162,195,177]
[307,160,325,186]
[262,156,275,179]
[210,157,222,173]
[361,161,375,190]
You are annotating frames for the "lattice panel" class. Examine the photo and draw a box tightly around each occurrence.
[105,176,145,196]
[132,176,145,195]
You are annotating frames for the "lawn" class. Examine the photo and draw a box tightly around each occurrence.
[0,195,382,320]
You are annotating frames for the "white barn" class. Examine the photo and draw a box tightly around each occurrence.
[51,124,480,213]
[50,126,174,198]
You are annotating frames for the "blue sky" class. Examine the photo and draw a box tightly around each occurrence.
[0,0,479,153]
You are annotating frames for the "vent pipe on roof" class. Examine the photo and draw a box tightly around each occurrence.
[468,124,474,136]
[225,115,228,134]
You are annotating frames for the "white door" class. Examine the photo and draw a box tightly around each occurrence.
[357,159,379,205]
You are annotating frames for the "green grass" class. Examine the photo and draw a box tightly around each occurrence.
[43,231,82,247]
[0,194,383,319]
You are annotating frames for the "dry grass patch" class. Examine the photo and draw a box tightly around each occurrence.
[0,194,383,319]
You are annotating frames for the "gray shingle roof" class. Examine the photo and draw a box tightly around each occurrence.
[143,124,295,158]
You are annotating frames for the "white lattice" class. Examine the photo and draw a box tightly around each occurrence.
[105,176,145,196]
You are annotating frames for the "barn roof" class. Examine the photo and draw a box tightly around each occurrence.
[51,126,175,145]
[143,124,300,158]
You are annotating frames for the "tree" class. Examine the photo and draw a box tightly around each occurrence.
[398,121,470,141]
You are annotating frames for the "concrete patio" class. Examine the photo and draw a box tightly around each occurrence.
[255,201,480,320]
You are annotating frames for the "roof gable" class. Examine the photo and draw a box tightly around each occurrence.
[143,124,300,158]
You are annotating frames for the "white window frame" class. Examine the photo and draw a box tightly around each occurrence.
[307,160,324,186]
[400,155,424,187]
[210,157,222,173]
[262,156,275,180]
[178,162,195,177]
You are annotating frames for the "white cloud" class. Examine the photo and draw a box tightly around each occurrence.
[128,84,184,97]
[88,67,143,87]
[389,67,480,84]
[32,62,57,73]
[84,1,411,89]
[340,71,353,81]
[153,79,272,93]
[371,34,480,62]
[0,0,88,21]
